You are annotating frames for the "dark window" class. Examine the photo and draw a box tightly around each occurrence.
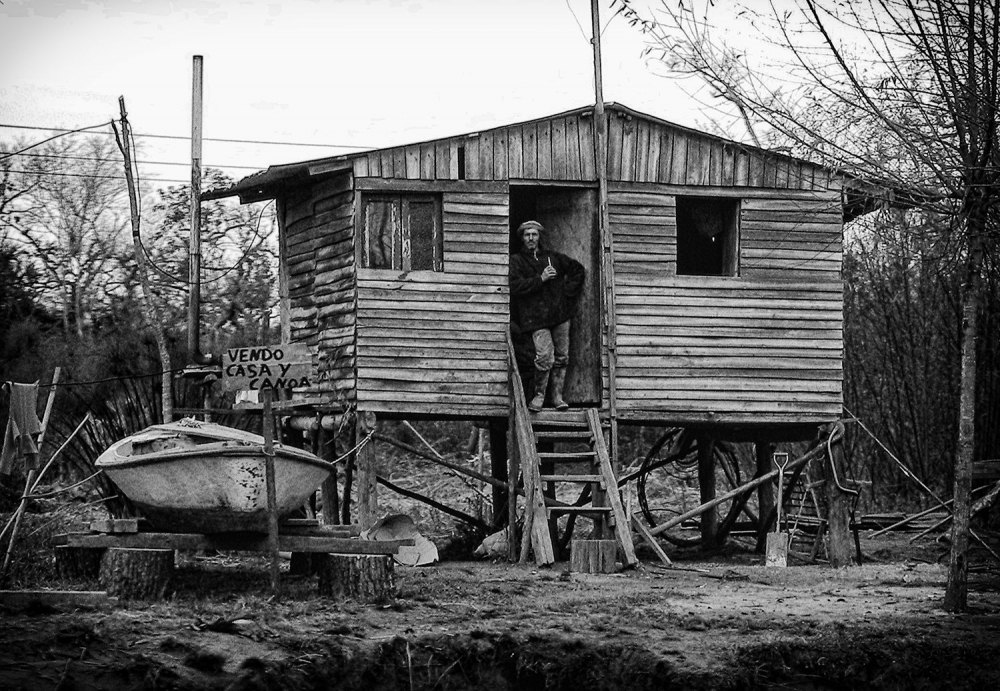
[360,194,443,271]
[675,196,740,276]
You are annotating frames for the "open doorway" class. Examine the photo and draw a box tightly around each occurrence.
[509,185,601,406]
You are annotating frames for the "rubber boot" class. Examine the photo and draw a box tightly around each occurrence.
[550,366,569,410]
[528,369,550,412]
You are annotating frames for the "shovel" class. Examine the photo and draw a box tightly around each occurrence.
[766,452,790,567]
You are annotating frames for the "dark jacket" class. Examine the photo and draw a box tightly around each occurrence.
[509,246,585,332]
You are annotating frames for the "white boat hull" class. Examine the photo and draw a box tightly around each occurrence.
[96,421,333,533]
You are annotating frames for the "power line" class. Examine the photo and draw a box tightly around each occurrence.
[0,121,114,161]
[16,152,263,170]
[0,122,374,150]
[14,169,191,184]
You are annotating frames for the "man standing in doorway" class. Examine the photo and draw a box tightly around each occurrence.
[509,220,586,412]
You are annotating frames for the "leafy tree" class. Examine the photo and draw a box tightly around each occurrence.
[144,169,278,359]
[615,0,999,609]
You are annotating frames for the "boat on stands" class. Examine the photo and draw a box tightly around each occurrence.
[95,419,332,533]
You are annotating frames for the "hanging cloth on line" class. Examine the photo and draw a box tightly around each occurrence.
[0,381,43,475]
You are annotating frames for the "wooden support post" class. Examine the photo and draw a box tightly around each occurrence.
[341,426,355,525]
[755,442,775,550]
[318,424,340,525]
[316,553,394,602]
[262,388,281,597]
[570,539,617,573]
[821,425,856,566]
[489,420,509,531]
[356,411,379,531]
[100,548,174,600]
[697,437,717,544]
[507,407,519,561]
[1,367,60,582]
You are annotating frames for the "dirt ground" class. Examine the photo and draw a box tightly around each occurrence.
[2,531,999,691]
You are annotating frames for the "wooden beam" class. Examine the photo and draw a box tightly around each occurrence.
[56,532,412,554]
[755,441,776,544]
[356,411,379,531]
[698,437,717,543]
[648,433,836,537]
[489,420,510,531]
[820,423,857,566]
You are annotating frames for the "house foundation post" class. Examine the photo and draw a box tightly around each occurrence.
[698,437,718,544]
[356,411,379,531]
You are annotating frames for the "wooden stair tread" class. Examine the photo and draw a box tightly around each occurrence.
[538,451,597,461]
[539,474,604,484]
[534,430,593,441]
[529,410,589,425]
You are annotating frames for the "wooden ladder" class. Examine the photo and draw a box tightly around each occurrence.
[523,409,637,567]
[784,467,827,560]
[507,334,636,567]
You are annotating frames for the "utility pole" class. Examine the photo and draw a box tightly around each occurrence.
[115,99,174,422]
[188,55,206,365]
[591,0,619,471]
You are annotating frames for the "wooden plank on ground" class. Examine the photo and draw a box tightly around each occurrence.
[56,533,413,554]
[0,590,118,610]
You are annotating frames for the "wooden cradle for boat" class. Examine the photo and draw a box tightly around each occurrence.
[95,420,332,533]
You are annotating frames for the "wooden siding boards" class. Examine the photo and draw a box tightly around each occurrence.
[282,173,358,401]
[354,184,510,416]
[331,105,836,194]
[614,275,843,422]
[269,104,845,425]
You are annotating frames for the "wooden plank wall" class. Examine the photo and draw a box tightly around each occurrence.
[606,111,832,191]
[615,275,843,423]
[740,197,843,279]
[607,184,843,281]
[281,173,357,401]
[354,183,510,416]
[348,107,833,194]
[609,183,844,423]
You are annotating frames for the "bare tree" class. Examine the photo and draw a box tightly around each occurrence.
[615,0,999,610]
[1,135,129,336]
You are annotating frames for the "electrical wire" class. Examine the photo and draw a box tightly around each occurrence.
[0,121,114,162]
[0,122,374,150]
[36,368,189,388]
[16,151,263,170]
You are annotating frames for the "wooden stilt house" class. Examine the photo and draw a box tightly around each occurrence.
[207,103,847,560]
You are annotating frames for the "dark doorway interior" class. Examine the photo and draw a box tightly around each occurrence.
[509,185,601,406]
[675,196,740,276]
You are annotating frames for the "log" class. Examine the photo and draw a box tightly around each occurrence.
[55,546,104,580]
[0,590,117,611]
[100,548,174,600]
[316,553,394,602]
[570,540,618,574]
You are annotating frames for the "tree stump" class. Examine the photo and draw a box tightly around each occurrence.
[100,548,174,600]
[316,553,394,602]
[570,539,618,573]
[56,546,104,581]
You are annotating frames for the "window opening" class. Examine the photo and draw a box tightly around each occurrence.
[361,193,443,271]
[675,196,740,276]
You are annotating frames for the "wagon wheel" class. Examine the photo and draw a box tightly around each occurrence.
[636,429,746,547]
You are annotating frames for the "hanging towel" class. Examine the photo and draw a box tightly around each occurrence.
[0,381,43,474]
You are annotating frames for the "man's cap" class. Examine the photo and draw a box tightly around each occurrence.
[518,220,544,234]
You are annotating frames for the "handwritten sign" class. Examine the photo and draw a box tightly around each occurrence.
[221,344,312,392]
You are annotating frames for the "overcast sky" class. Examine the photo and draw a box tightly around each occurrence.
[1,0,728,187]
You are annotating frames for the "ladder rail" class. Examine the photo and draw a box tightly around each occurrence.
[507,333,555,565]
